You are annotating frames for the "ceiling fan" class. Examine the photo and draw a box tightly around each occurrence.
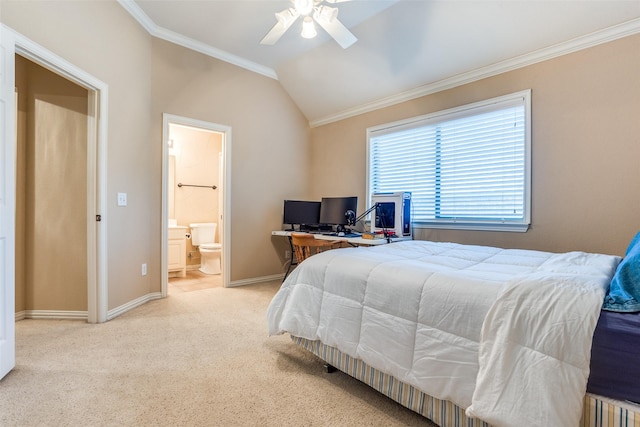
[260,0,357,49]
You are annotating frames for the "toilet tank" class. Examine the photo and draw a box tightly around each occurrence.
[190,223,217,246]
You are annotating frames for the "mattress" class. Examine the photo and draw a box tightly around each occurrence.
[268,240,621,426]
[588,310,640,404]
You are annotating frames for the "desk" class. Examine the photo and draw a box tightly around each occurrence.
[272,230,411,280]
[271,230,410,246]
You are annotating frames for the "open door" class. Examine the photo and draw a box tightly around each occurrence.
[0,25,17,380]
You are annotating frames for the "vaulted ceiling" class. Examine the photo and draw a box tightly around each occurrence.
[119,0,640,126]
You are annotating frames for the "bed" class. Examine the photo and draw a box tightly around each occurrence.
[267,239,640,427]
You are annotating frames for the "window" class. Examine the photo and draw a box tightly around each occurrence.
[367,90,531,232]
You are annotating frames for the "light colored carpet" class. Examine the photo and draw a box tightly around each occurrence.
[0,280,437,426]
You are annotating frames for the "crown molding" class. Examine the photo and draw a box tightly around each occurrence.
[117,0,278,80]
[309,17,640,127]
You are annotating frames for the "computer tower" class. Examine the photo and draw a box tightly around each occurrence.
[371,192,411,237]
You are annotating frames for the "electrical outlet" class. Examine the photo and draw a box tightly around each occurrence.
[285,250,291,259]
[141,263,147,276]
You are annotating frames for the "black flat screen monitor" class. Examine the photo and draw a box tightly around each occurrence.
[319,196,358,226]
[283,200,321,229]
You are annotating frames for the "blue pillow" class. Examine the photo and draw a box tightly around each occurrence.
[603,231,640,312]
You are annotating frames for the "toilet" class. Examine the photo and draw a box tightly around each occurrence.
[189,223,222,275]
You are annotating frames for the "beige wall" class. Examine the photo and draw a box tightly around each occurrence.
[150,38,311,281]
[14,55,88,313]
[2,1,156,309]
[310,34,640,257]
[8,1,635,304]
[2,0,310,310]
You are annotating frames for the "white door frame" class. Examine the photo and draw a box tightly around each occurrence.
[161,114,231,295]
[1,24,18,380]
[1,25,108,326]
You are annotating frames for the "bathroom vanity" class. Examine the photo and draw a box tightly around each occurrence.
[168,225,187,277]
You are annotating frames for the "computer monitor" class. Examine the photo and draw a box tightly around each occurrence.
[319,196,358,231]
[282,200,321,231]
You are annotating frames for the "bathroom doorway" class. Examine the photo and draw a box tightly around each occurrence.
[161,114,231,296]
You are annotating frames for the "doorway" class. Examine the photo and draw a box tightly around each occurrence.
[15,55,89,318]
[1,24,108,381]
[10,33,107,323]
[161,114,231,296]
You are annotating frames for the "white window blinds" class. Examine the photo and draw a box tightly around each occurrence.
[368,90,531,232]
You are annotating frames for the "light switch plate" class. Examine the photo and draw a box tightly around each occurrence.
[117,192,127,207]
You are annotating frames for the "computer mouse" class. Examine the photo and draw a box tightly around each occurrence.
[337,232,345,237]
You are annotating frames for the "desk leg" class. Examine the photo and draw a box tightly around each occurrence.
[283,236,297,282]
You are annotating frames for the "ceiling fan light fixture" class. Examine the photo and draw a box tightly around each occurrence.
[301,16,317,39]
[294,0,314,16]
[261,0,356,48]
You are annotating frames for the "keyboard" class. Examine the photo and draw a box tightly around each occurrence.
[341,232,362,238]
[311,231,362,238]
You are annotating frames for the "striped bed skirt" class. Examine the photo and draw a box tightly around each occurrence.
[291,336,640,427]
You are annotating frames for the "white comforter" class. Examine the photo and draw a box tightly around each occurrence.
[267,240,620,427]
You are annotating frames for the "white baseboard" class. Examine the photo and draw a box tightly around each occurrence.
[107,292,162,320]
[14,278,281,323]
[16,310,88,320]
[229,274,284,288]
[13,294,161,322]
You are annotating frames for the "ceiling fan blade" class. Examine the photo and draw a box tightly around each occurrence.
[313,11,357,49]
[260,8,298,45]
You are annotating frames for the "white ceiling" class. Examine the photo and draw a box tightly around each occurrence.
[121,0,640,125]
